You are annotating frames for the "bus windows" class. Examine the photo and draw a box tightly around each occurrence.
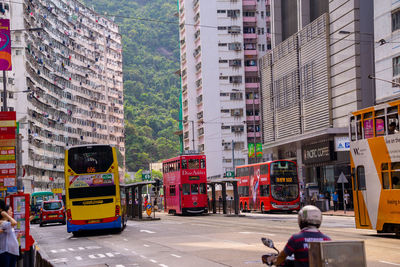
[200,159,206,169]
[169,185,176,196]
[363,112,374,139]
[391,162,400,189]
[191,184,199,195]
[382,163,390,189]
[182,160,187,169]
[356,166,366,190]
[200,183,206,194]
[375,109,385,137]
[356,115,363,140]
[188,159,199,169]
[260,164,268,175]
[182,184,190,195]
[68,146,113,174]
[260,185,269,196]
[350,116,357,141]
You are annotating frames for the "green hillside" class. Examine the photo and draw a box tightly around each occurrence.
[82,0,181,171]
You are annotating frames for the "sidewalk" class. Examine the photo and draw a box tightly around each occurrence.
[322,209,354,217]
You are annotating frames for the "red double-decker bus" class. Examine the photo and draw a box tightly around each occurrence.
[162,154,208,215]
[236,160,300,213]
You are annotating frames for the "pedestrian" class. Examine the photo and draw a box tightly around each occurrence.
[333,191,339,211]
[0,201,19,267]
[344,190,350,208]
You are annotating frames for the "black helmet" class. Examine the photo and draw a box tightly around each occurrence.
[298,205,322,229]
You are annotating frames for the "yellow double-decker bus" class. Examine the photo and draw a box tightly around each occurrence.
[64,144,127,234]
[349,99,400,234]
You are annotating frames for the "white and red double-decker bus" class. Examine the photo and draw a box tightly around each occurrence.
[162,154,208,215]
[236,160,300,213]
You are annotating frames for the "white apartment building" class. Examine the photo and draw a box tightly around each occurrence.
[375,1,400,103]
[1,0,124,192]
[260,0,374,194]
[179,0,271,178]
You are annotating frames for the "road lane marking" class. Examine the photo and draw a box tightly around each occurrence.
[106,253,115,257]
[89,254,106,259]
[75,256,82,261]
[150,259,157,263]
[159,264,168,267]
[140,255,147,259]
[123,238,128,241]
[379,261,400,266]
[116,265,125,267]
[239,231,276,236]
[140,230,156,234]
[86,246,102,249]
[144,244,150,247]
[170,254,182,258]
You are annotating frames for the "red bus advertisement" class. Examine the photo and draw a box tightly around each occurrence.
[236,160,300,213]
[162,154,208,215]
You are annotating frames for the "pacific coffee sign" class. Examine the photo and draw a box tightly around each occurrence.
[303,141,335,164]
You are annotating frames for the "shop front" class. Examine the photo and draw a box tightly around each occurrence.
[302,139,352,209]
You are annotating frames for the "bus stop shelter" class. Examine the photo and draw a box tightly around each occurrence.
[121,181,155,220]
[207,178,240,215]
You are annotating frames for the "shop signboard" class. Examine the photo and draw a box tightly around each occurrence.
[303,141,335,164]
[334,136,350,152]
[256,143,263,158]
[0,19,12,71]
[248,143,255,158]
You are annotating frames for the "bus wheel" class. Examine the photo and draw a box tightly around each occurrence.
[244,203,248,212]
[261,203,264,214]
[39,222,44,227]
[240,203,243,212]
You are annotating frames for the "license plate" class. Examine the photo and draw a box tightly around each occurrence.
[88,219,100,224]
[49,215,57,218]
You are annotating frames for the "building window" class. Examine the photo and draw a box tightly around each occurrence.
[393,55,400,77]
[392,9,400,32]
[218,26,227,30]
[218,43,227,46]
[219,59,228,63]
[217,10,226,13]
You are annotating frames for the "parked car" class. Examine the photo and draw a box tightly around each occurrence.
[40,200,66,227]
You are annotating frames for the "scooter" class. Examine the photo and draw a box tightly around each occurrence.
[261,237,294,267]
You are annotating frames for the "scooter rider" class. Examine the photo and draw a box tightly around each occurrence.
[273,205,331,267]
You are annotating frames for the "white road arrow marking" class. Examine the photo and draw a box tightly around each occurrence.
[140,230,155,234]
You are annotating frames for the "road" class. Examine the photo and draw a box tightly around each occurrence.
[31,212,400,267]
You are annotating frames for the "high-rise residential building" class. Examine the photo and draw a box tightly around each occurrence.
[178,0,271,178]
[374,0,400,103]
[1,0,124,192]
[260,0,374,194]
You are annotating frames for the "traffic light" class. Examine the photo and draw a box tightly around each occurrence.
[154,178,161,191]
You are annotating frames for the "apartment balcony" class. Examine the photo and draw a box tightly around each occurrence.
[244,49,257,56]
[246,115,260,121]
[243,33,257,39]
[246,99,260,105]
[247,132,261,138]
[245,66,258,72]
[243,16,257,23]
[245,82,260,89]
[243,0,256,9]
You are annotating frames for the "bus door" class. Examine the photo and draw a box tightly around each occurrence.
[179,184,182,213]
[354,166,369,226]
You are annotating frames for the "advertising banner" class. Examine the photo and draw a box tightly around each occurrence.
[0,19,12,71]
[256,143,263,157]
[248,143,255,158]
[69,173,114,188]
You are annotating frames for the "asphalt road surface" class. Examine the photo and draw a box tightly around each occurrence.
[31,212,400,267]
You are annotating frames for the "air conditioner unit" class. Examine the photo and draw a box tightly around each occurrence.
[224,145,230,150]
[233,111,241,116]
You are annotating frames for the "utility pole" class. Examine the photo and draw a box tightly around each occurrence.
[232,140,235,170]
[191,120,195,150]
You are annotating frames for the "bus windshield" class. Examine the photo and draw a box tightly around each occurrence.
[68,145,113,174]
[270,161,298,202]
